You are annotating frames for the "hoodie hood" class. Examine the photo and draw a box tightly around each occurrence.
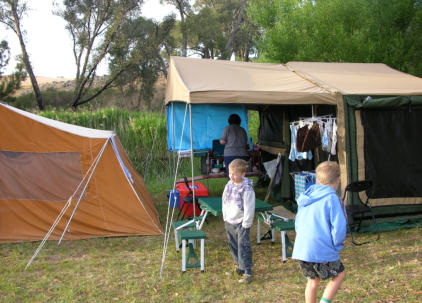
[297,184,337,207]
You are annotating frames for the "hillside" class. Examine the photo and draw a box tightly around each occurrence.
[15,75,167,110]
[18,75,166,95]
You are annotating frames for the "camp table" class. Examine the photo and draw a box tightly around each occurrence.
[198,197,296,262]
[197,197,273,220]
[174,197,273,233]
[173,197,272,272]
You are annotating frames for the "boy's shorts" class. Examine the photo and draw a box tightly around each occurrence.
[299,260,345,280]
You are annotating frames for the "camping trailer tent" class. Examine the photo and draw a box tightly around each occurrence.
[0,103,163,243]
[165,56,422,224]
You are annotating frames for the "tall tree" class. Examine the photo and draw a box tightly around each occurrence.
[220,0,247,59]
[248,0,422,76]
[0,0,43,109]
[108,15,175,108]
[188,0,255,60]
[55,0,144,109]
[161,0,191,56]
[186,5,224,58]
[0,39,27,101]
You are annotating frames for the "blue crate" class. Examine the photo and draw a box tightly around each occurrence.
[167,190,180,208]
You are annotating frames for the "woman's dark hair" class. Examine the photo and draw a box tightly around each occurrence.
[228,114,241,125]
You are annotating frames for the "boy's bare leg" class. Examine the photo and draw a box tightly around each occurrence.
[321,271,346,301]
[305,278,320,303]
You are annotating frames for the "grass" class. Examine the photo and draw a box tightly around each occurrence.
[38,108,170,183]
[1,108,421,302]
[1,180,421,303]
[35,108,261,186]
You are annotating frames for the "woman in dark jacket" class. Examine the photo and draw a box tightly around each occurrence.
[220,114,249,178]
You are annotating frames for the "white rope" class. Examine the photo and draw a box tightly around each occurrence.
[58,138,110,244]
[24,138,110,270]
[160,102,189,278]
[24,197,73,270]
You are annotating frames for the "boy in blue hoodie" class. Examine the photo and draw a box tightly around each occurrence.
[222,159,255,284]
[292,161,347,303]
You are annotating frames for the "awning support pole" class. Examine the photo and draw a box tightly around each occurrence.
[189,103,196,217]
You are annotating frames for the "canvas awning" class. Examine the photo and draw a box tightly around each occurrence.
[165,56,338,105]
[165,57,422,106]
[287,61,422,96]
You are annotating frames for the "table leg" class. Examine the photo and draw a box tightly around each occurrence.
[200,239,205,272]
[281,231,286,263]
[182,239,187,272]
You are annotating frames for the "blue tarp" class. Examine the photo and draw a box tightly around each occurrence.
[167,102,248,151]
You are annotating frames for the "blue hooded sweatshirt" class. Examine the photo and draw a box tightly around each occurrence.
[292,184,347,263]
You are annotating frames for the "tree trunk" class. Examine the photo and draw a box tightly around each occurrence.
[222,0,247,60]
[11,2,44,110]
[158,54,168,78]
[176,0,188,57]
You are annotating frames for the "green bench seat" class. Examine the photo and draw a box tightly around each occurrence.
[178,229,206,273]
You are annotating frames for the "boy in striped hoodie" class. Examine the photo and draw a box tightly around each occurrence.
[222,159,255,284]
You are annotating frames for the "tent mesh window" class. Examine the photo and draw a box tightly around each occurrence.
[0,151,83,202]
[361,108,422,198]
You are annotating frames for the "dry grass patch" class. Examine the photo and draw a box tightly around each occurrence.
[1,218,420,302]
[1,181,421,302]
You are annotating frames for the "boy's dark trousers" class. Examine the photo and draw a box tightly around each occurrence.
[224,222,253,271]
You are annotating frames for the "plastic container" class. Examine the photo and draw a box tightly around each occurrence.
[176,182,209,217]
[167,189,180,208]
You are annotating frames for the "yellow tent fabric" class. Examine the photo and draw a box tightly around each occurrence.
[165,56,422,210]
[0,103,163,243]
[287,61,422,95]
[165,56,337,105]
[165,57,422,105]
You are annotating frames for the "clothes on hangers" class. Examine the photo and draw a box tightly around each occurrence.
[322,119,332,152]
[330,120,338,156]
[289,124,313,161]
[297,122,321,152]
[290,115,337,160]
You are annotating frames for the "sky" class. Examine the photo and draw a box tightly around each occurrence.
[1,0,176,78]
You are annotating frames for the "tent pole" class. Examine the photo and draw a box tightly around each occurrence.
[57,138,110,245]
[189,103,196,217]
[160,102,189,279]
[172,102,176,177]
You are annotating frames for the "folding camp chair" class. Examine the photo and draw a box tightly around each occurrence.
[342,180,380,246]
[177,175,199,220]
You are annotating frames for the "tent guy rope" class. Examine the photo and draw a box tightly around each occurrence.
[160,102,189,278]
[24,138,110,270]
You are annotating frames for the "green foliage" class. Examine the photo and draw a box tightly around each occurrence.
[248,0,422,76]
[186,5,225,58]
[248,110,259,143]
[1,0,44,110]
[0,39,27,101]
[0,39,9,70]
[108,15,175,108]
[186,0,255,60]
[39,108,169,184]
[56,0,144,108]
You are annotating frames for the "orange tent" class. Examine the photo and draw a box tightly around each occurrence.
[0,103,163,243]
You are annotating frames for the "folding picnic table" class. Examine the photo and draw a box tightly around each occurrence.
[198,197,273,218]
[198,198,296,263]
[174,197,272,272]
